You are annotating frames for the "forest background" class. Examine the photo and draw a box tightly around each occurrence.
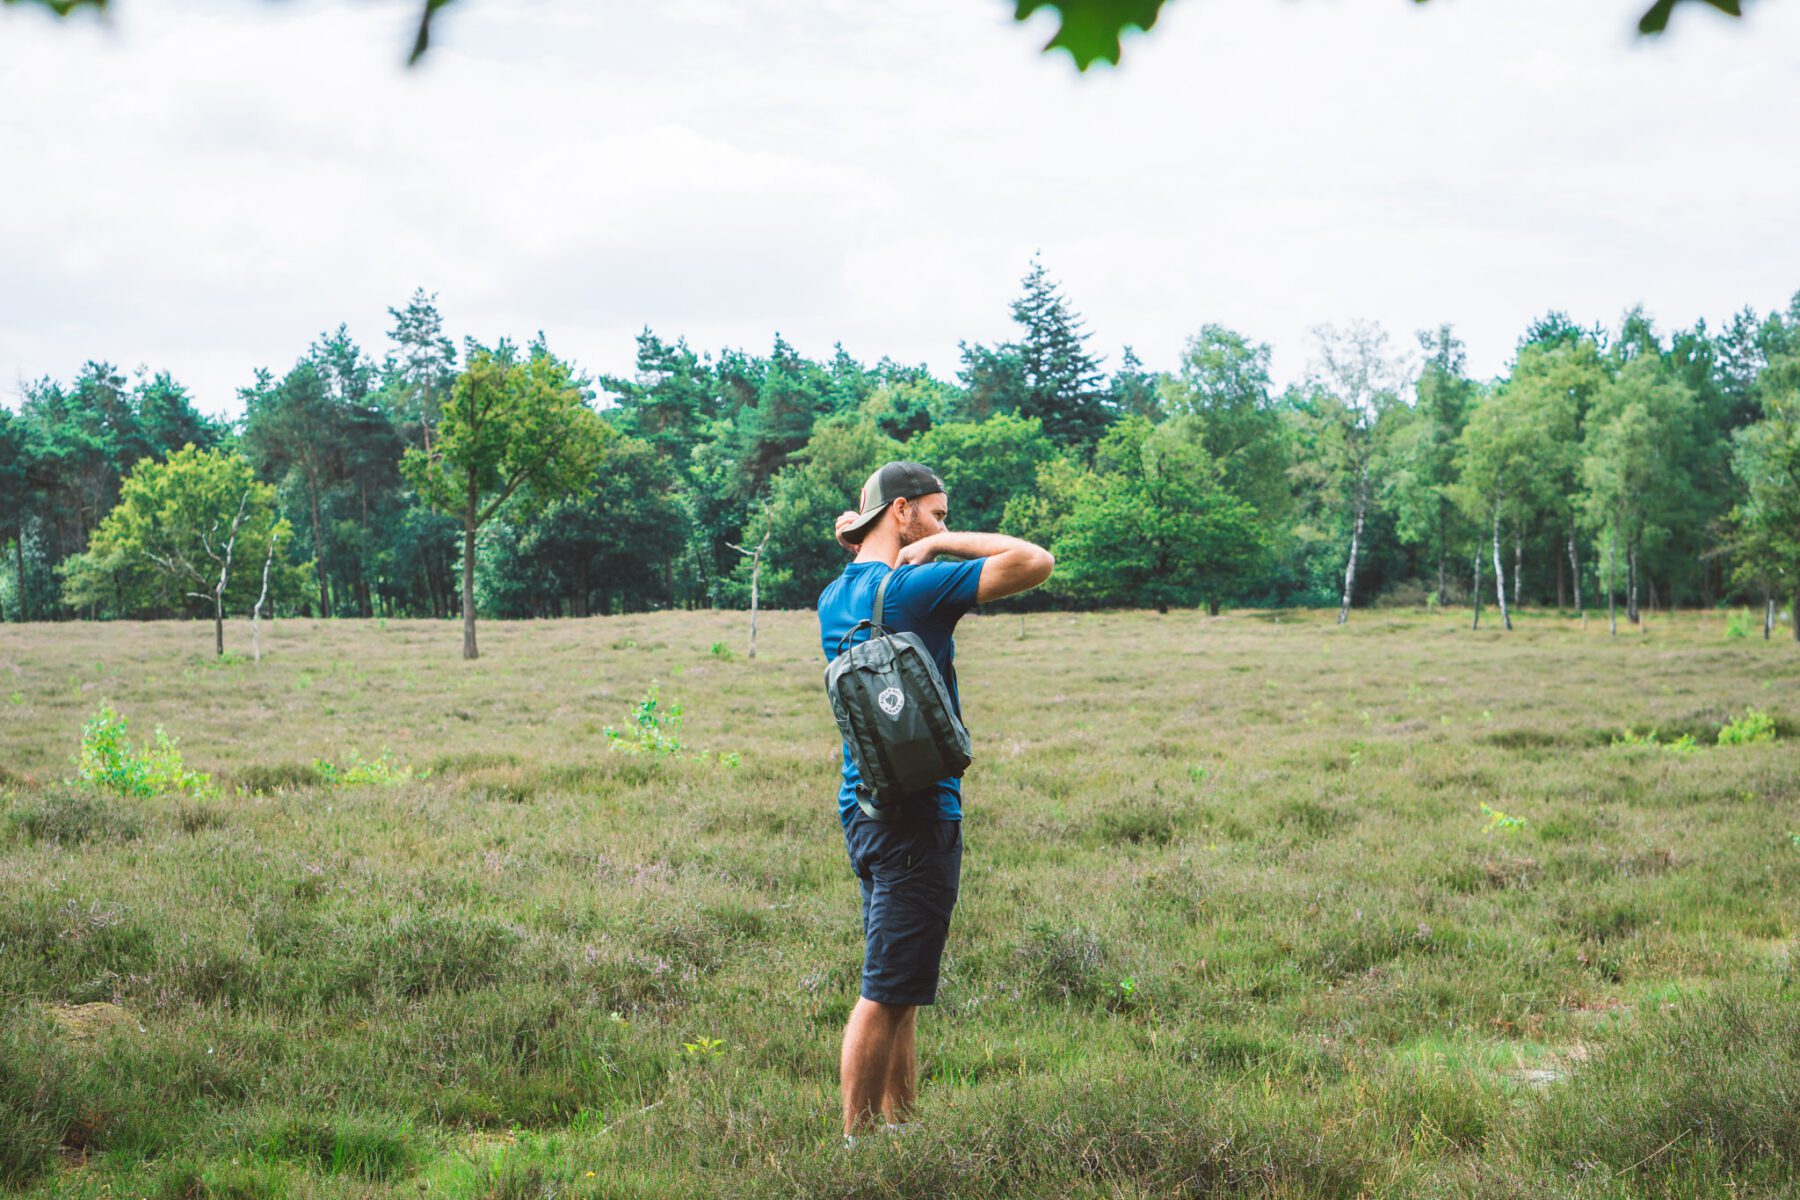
[4,261,1799,648]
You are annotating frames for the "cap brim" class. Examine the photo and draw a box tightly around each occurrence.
[840,501,892,545]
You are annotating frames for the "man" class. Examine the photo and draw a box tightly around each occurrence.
[818,460,1055,1138]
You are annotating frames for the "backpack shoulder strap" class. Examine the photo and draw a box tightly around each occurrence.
[873,566,898,632]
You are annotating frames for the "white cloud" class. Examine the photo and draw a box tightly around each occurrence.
[1,0,1797,417]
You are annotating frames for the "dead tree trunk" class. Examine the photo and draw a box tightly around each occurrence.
[1766,593,1774,641]
[726,531,772,658]
[252,533,277,663]
[1337,466,1368,626]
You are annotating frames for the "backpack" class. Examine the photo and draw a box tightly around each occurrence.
[824,568,973,822]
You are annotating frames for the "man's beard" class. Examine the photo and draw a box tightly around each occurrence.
[896,510,931,548]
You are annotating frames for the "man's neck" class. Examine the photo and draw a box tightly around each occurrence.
[854,535,899,567]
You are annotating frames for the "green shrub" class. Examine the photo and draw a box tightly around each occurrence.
[72,701,214,800]
[311,749,426,786]
[605,683,683,756]
[1718,707,1777,746]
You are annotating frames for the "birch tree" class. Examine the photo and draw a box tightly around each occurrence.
[1302,322,1410,624]
[1580,354,1701,626]
[1388,327,1474,606]
[1454,387,1552,632]
[1727,353,1800,640]
[58,446,306,654]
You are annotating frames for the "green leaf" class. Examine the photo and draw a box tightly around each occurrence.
[408,0,458,66]
[1013,0,1169,70]
[1,0,108,14]
[1638,0,1741,35]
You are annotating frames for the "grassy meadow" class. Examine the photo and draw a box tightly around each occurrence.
[1,605,1798,1199]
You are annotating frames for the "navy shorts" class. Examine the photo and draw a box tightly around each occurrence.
[843,813,963,1007]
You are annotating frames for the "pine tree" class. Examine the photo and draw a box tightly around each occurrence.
[1009,256,1112,449]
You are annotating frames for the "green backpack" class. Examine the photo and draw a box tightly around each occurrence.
[824,569,973,822]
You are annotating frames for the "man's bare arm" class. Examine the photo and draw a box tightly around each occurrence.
[896,532,1054,602]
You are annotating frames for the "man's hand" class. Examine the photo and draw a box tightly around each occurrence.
[834,510,862,554]
[895,535,942,567]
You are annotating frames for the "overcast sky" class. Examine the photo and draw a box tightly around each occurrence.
[3,0,1797,419]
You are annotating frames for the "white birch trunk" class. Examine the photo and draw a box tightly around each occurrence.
[1607,527,1617,637]
[252,535,276,663]
[1766,595,1775,641]
[1567,526,1583,615]
[1491,502,1511,632]
[1471,544,1482,630]
[1336,466,1367,626]
[1628,543,1640,626]
[1512,527,1522,609]
[727,531,772,659]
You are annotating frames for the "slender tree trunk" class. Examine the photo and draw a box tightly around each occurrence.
[1628,542,1640,626]
[1568,526,1583,615]
[462,483,479,661]
[1436,496,1448,606]
[1337,467,1368,626]
[1471,544,1482,630]
[253,536,276,663]
[728,531,772,657]
[1491,503,1511,632]
[1607,528,1617,637]
[13,526,24,621]
[1793,588,1799,643]
[1555,542,1567,611]
[747,555,761,658]
[1513,526,1522,609]
[214,593,224,656]
[1765,593,1774,641]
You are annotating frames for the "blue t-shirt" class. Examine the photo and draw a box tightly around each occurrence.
[818,558,985,826]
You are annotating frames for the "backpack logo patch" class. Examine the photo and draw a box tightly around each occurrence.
[877,687,905,717]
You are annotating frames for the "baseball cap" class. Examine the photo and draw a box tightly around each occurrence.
[840,461,947,544]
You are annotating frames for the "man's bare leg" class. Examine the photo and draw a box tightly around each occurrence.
[841,997,914,1134]
[881,1006,917,1124]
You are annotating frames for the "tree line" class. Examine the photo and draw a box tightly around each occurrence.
[3,261,1798,654]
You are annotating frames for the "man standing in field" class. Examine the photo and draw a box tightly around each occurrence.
[820,460,1055,1137]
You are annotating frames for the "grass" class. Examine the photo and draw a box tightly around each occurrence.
[0,605,1796,1198]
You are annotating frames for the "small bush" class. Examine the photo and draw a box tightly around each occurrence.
[72,702,214,801]
[1718,707,1777,746]
[708,641,734,660]
[1014,922,1111,1002]
[605,683,683,756]
[311,749,427,786]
